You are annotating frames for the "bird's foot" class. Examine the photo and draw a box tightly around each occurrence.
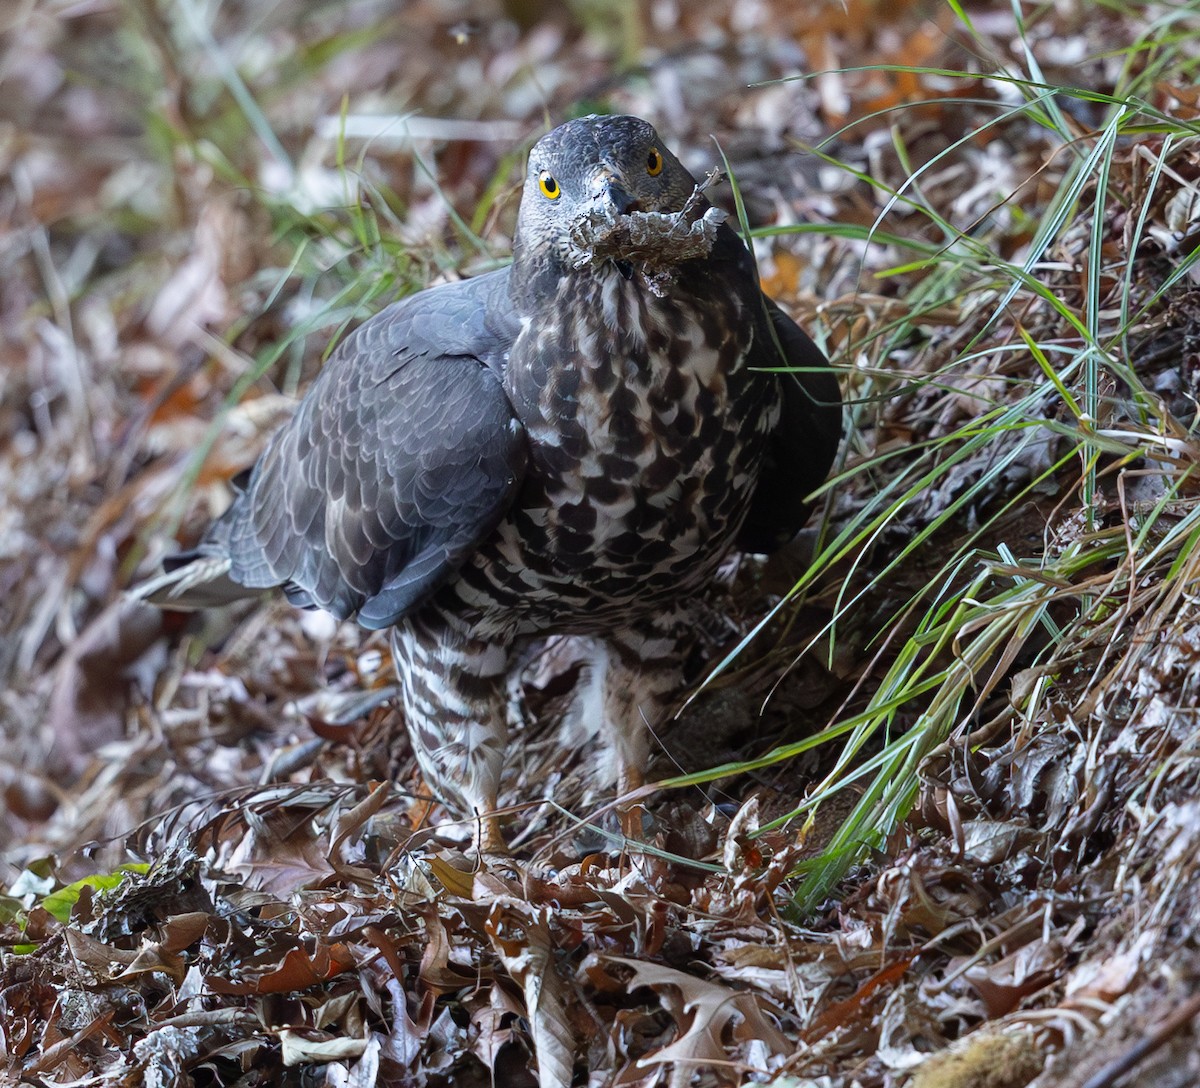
[619,802,649,845]
[616,762,651,847]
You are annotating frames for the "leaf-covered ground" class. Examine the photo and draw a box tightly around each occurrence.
[5,1,1200,1085]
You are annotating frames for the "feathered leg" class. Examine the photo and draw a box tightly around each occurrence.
[602,616,692,840]
[390,613,511,852]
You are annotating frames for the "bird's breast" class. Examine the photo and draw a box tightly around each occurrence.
[494,267,776,606]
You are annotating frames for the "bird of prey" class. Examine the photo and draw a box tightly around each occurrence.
[141,114,842,851]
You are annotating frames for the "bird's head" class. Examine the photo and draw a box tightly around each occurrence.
[512,115,702,282]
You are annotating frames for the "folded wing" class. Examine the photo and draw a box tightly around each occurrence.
[736,295,842,553]
[147,270,527,630]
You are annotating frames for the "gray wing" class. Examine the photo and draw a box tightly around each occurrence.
[737,295,842,553]
[164,268,527,630]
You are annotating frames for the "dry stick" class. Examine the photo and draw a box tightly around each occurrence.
[21,1011,115,1075]
[1079,991,1200,1088]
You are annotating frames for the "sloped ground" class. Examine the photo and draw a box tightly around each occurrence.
[5,1,1200,1085]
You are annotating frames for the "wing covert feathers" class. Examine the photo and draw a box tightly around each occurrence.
[145,270,527,626]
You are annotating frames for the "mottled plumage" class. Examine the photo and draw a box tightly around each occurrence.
[143,115,842,849]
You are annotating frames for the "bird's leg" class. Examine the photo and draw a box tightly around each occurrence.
[390,617,512,854]
[617,759,645,842]
[476,811,509,855]
[601,623,688,844]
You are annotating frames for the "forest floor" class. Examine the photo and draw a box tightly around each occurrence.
[5,1,1200,1085]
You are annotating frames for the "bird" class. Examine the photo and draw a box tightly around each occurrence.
[140,114,842,852]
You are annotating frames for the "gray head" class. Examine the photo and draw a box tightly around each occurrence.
[512,115,698,280]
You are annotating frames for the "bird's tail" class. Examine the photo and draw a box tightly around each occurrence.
[130,550,259,610]
[131,465,267,611]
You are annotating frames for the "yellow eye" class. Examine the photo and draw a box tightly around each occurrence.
[538,171,560,199]
[646,148,664,176]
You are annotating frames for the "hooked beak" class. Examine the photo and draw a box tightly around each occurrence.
[596,174,641,216]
